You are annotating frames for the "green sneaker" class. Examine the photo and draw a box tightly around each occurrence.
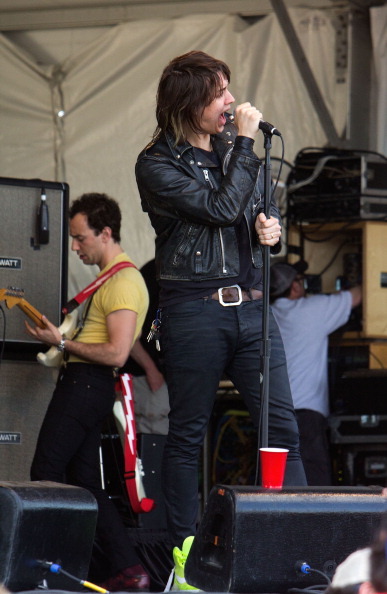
[171,536,199,591]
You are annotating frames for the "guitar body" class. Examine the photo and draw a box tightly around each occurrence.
[36,311,78,367]
[113,373,155,514]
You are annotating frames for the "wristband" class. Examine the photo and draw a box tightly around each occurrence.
[56,337,66,352]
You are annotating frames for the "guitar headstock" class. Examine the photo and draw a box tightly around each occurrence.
[0,286,25,308]
[0,286,45,328]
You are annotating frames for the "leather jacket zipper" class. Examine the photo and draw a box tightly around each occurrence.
[203,169,227,274]
[245,213,255,264]
[222,145,234,175]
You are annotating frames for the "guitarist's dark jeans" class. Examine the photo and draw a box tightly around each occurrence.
[161,297,307,549]
[31,363,140,575]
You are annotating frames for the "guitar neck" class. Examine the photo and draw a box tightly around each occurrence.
[18,300,46,329]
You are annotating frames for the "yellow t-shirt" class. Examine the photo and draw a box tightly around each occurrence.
[69,253,149,364]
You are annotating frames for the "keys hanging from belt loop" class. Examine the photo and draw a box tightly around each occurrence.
[147,309,162,351]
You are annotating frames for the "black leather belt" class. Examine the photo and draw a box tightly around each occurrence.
[64,362,117,377]
[210,285,263,306]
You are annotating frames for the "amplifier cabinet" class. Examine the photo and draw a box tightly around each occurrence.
[329,414,387,444]
[333,444,387,487]
[0,176,69,346]
[287,149,387,224]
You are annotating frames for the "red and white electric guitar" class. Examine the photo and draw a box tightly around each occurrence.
[0,287,77,367]
[1,288,154,514]
[113,373,155,514]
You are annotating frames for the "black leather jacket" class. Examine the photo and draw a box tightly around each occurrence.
[136,117,281,281]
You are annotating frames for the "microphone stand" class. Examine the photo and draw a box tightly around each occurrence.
[259,131,274,452]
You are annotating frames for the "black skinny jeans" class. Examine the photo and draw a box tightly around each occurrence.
[31,363,139,574]
[161,297,307,548]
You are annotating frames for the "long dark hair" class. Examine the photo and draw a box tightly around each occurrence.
[154,50,231,144]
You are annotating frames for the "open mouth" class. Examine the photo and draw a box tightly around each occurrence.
[219,112,226,126]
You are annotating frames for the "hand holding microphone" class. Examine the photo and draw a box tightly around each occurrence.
[232,102,281,138]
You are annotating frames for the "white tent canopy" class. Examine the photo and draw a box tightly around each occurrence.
[0,6,386,296]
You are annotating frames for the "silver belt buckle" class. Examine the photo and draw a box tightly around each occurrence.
[218,284,243,306]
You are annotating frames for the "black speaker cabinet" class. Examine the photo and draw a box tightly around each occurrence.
[0,360,56,481]
[0,481,97,592]
[185,485,387,593]
[0,176,69,347]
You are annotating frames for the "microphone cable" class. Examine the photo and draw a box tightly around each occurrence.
[0,304,6,366]
[287,560,332,594]
[35,560,109,593]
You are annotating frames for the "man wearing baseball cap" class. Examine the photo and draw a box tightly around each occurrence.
[270,260,362,485]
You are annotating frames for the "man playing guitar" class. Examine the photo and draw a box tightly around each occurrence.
[25,192,151,592]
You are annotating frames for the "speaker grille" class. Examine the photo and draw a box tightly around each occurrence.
[0,481,97,592]
[0,177,68,345]
[0,360,56,480]
[185,485,387,592]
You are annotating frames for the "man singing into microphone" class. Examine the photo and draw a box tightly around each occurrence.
[135,50,306,589]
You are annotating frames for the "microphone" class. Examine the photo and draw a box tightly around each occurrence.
[259,120,281,137]
[38,187,49,244]
[229,112,281,137]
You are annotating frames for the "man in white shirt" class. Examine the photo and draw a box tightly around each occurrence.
[270,260,362,485]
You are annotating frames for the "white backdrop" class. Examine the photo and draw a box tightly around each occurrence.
[0,8,386,297]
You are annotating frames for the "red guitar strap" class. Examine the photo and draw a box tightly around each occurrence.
[62,261,137,314]
[116,373,155,514]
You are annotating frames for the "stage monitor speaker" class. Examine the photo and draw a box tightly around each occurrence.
[0,176,69,348]
[185,485,387,593]
[0,481,98,592]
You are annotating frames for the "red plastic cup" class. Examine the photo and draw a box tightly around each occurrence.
[259,447,289,489]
